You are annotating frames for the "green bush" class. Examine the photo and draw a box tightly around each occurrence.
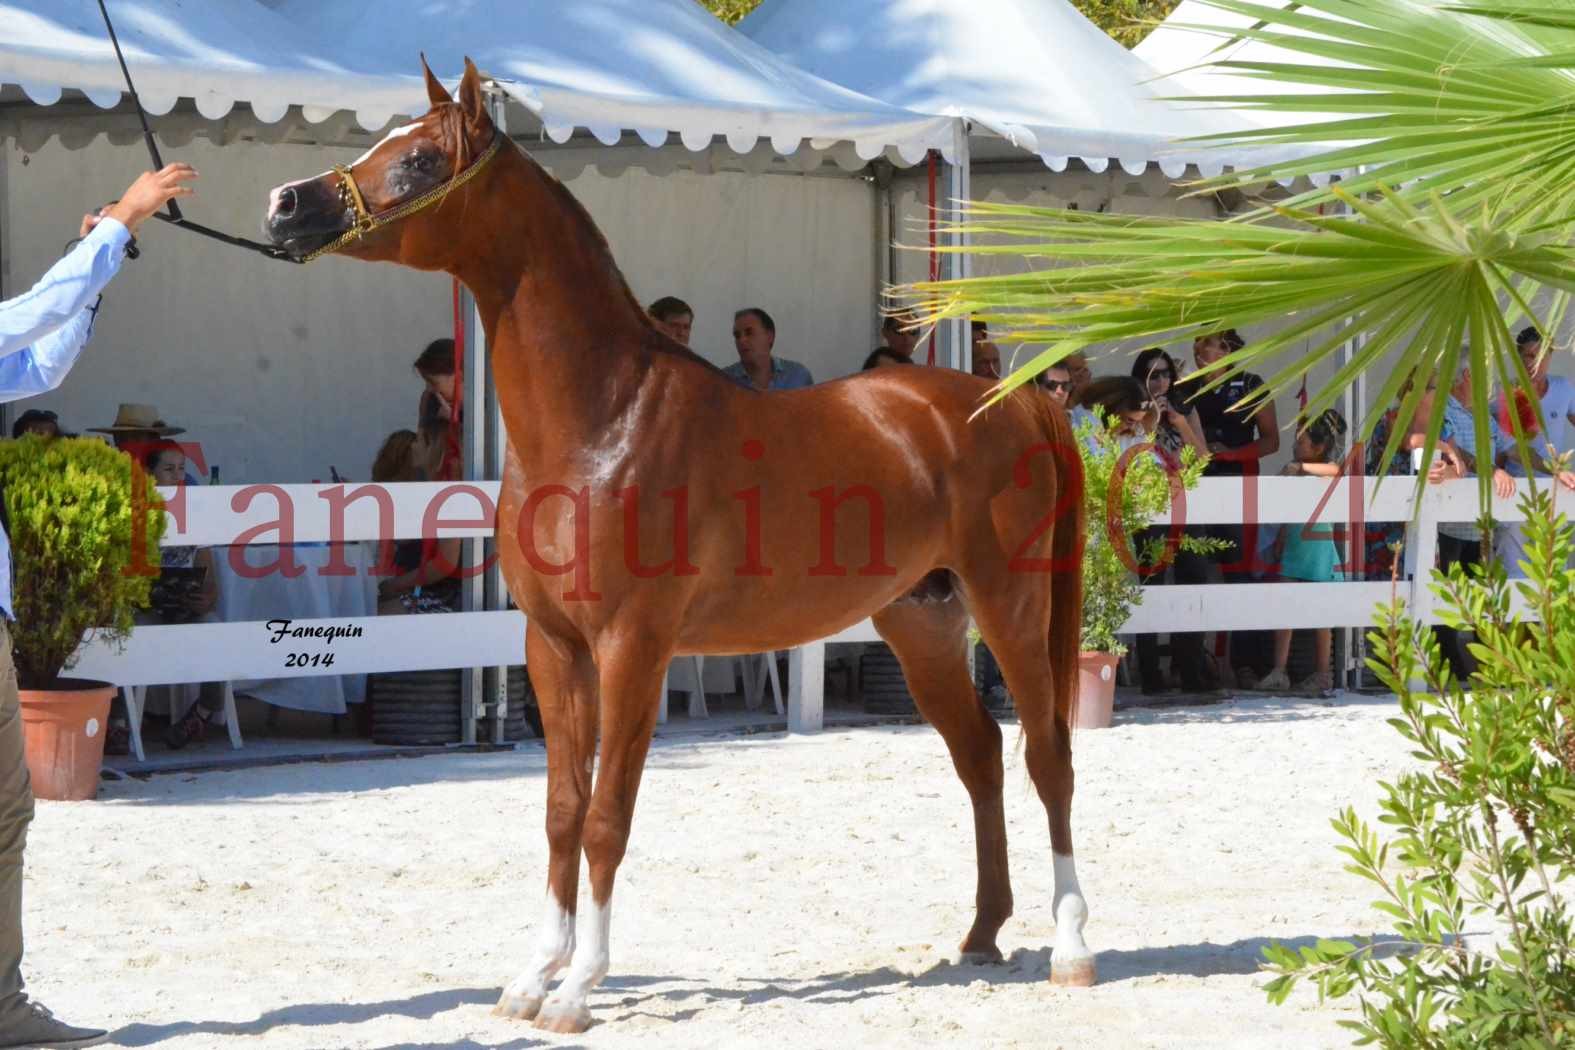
[0,436,164,688]
[1263,488,1575,1047]
[1072,411,1218,654]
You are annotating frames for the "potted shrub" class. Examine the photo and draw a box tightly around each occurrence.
[1071,411,1218,728]
[0,435,163,799]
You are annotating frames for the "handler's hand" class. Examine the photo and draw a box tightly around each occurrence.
[105,163,198,234]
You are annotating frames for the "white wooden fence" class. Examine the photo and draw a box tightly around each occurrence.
[70,475,1550,734]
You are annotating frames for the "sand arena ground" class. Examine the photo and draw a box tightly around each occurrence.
[24,694,1401,1049]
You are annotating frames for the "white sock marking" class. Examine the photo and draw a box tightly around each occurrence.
[543,899,611,1014]
[503,890,576,1003]
[1052,852,1093,965]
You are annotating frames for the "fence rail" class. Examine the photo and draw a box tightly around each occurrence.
[69,475,1559,733]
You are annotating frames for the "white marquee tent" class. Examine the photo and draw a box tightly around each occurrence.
[737,0,1293,176]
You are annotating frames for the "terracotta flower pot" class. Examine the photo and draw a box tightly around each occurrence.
[19,680,115,801]
[1074,652,1118,730]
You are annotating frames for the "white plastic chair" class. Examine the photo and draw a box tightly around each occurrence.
[119,682,242,762]
[740,652,784,716]
[656,655,708,724]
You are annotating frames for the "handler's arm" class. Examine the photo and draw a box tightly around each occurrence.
[0,218,131,361]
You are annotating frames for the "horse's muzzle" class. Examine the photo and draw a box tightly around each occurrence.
[263,176,349,258]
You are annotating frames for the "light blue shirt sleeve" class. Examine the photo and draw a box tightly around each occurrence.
[0,217,131,400]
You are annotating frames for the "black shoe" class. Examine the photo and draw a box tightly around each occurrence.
[164,702,212,750]
[0,1001,108,1049]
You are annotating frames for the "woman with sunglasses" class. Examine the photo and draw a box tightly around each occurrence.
[1080,359,1207,694]
[1131,348,1208,463]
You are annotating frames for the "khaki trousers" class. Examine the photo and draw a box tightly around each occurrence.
[0,620,30,1020]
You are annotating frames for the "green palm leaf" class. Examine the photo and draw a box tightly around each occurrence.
[905,0,1575,510]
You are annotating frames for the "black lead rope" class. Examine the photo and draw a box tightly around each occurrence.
[96,0,303,263]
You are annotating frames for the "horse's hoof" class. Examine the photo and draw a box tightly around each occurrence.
[533,999,592,1034]
[1050,955,1097,987]
[959,947,1004,965]
[491,992,544,1021]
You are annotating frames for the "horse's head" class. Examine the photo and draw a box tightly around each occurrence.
[264,57,497,268]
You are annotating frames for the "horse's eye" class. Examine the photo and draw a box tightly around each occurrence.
[406,152,435,172]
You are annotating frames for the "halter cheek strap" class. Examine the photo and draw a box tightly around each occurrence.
[301,132,505,264]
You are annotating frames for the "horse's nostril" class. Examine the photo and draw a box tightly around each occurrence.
[276,186,298,218]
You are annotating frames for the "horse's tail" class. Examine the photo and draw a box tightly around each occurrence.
[1043,398,1084,732]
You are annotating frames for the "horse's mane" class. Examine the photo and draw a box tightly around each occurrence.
[479,117,732,379]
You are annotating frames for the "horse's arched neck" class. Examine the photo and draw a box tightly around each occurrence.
[447,145,653,447]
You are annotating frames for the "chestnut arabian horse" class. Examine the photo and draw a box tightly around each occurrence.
[264,58,1090,1034]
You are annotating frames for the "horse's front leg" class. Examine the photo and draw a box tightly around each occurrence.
[534,634,670,1034]
[495,623,598,1021]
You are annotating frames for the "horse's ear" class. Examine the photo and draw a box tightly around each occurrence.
[421,53,452,106]
[457,57,492,136]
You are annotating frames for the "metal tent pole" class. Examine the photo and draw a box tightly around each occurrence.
[943,119,972,373]
[460,85,507,746]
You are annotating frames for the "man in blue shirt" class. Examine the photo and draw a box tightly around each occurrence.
[722,307,813,391]
[0,162,196,1050]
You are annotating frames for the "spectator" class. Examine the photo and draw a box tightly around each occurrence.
[373,428,463,614]
[1079,376,1166,454]
[1358,376,1427,582]
[1496,326,1575,575]
[1036,362,1073,405]
[413,338,462,481]
[1083,373,1206,693]
[1183,329,1281,688]
[9,410,60,440]
[414,338,457,427]
[1259,410,1349,696]
[88,403,199,485]
[1427,360,1517,680]
[880,314,919,359]
[724,308,813,391]
[648,296,693,346]
[970,319,1005,378]
[135,441,222,752]
[1064,351,1093,403]
[971,339,1002,380]
[861,348,909,370]
[1132,348,1208,462]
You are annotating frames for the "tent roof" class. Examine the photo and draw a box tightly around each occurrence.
[0,0,416,128]
[1133,0,1347,129]
[266,0,952,161]
[737,0,1298,176]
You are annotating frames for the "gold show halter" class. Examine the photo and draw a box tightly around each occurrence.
[301,132,506,264]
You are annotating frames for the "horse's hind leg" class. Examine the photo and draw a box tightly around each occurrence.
[495,622,598,1021]
[873,590,1012,961]
[967,583,1095,987]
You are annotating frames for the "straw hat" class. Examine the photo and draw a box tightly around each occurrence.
[87,403,185,436]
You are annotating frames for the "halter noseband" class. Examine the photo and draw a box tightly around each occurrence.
[300,132,505,263]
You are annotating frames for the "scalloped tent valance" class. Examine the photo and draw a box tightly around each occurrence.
[0,0,423,129]
[0,0,957,160]
[737,0,1313,178]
